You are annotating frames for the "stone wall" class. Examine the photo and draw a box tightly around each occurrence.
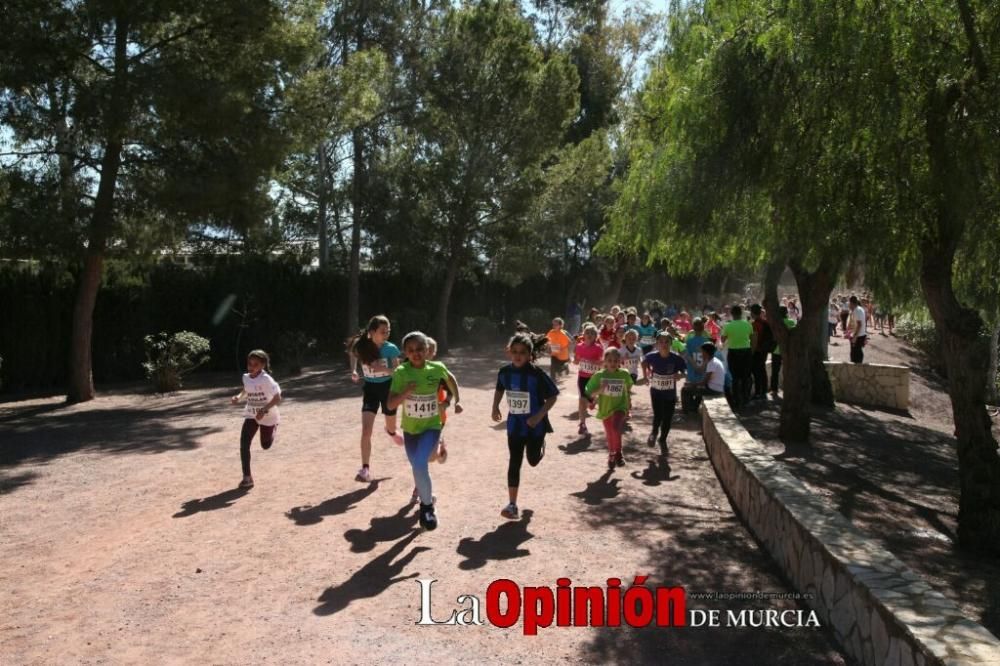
[765,361,910,411]
[701,397,1000,666]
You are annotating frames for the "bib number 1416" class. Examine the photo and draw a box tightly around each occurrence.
[405,394,439,419]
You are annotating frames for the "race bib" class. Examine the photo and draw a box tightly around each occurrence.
[650,374,676,391]
[550,343,562,355]
[362,358,391,378]
[405,393,440,419]
[507,391,531,415]
[579,360,602,375]
[623,358,640,374]
[639,336,655,347]
[602,379,625,397]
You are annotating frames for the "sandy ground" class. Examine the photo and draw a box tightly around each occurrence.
[741,331,1000,638]
[0,351,845,665]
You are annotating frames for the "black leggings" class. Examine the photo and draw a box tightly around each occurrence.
[507,435,545,488]
[770,353,782,392]
[751,350,768,397]
[240,419,276,476]
[650,391,676,443]
[727,348,752,407]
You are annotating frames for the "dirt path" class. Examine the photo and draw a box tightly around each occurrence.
[1,352,843,664]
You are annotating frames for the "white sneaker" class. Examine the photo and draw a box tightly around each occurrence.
[500,503,519,519]
[355,466,371,483]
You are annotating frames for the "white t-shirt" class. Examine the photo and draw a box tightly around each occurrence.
[242,371,281,426]
[851,305,867,337]
[705,357,726,393]
[620,346,643,376]
[828,305,839,324]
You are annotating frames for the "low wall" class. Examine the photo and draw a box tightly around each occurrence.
[765,361,910,411]
[701,397,1000,666]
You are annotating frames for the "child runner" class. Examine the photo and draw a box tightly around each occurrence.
[347,315,403,483]
[637,313,658,355]
[492,332,559,519]
[388,332,462,530]
[572,323,604,436]
[230,350,282,489]
[620,329,643,384]
[599,315,618,348]
[546,317,574,381]
[642,333,687,455]
[585,347,634,470]
[425,337,449,464]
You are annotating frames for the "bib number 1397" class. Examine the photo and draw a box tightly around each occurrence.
[507,391,530,415]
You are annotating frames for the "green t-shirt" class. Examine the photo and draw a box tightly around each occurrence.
[390,360,450,434]
[774,317,797,356]
[722,319,753,350]
[672,338,686,354]
[584,369,634,420]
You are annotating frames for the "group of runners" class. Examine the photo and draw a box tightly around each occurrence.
[230,295,881,532]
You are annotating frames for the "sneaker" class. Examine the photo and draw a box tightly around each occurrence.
[386,429,404,446]
[646,433,656,447]
[500,503,519,519]
[419,503,438,530]
[437,445,448,464]
[239,476,254,489]
[578,421,589,436]
[615,452,626,467]
[355,466,371,483]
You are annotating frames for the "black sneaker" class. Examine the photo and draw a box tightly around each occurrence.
[646,433,656,447]
[419,503,438,531]
[615,452,626,467]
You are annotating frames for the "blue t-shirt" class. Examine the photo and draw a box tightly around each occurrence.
[362,341,401,384]
[636,324,658,346]
[643,351,687,397]
[496,363,559,437]
[684,335,712,382]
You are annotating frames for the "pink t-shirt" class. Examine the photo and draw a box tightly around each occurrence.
[575,342,605,377]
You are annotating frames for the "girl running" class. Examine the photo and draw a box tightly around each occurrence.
[546,317,574,381]
[637,313,658,355]
[426,337,449,464]
[620,329,643,384]
[492,332,559,519]
[388,331,462,530]
[642,333,687,455]
[347,315,403,483]
[572,323,604,436]
[230,350,282,489]
[584,347,634,470]
[599,315,618,348]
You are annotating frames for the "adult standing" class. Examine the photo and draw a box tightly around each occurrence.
[722,304,753,408]
[848,295,868,364]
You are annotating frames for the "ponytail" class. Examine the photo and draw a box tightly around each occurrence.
[507,332,550,362]
[345,315,390,365]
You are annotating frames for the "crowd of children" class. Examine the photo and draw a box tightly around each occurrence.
[230,293,888,528]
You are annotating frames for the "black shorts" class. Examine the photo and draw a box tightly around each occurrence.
[551,357,569,374]
[361,381,397,415]
[578,375,591,397]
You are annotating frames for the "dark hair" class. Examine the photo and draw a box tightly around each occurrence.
[750,303,762,315]
[507,332,549,361]
[730,305,743,318]
[346,315,390,365]
[701,342,717,356]
[248,349,271,374]
[514,320,531,333]
[778,306,789,318]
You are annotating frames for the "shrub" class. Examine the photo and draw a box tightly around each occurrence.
[512,307,550,334]
[462,316,499,345]
[143,331,211,392]
[276,330,317,376]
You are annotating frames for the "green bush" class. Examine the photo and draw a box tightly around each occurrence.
[276,330,316,376]
[462,316,499,344]
[143,331,211,392]
[512,307,550,333]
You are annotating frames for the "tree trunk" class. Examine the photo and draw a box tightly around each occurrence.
[316,142,329,270]
[67,16,128,403]
[775,258,838,443]
[608,256,629,305]
[434,256,461,353]
[347,128,364,338]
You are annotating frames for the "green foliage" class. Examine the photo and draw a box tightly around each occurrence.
[275,330,317,376]
[512,308,550,333]
[143,331,211,392]
[462,316,501,344]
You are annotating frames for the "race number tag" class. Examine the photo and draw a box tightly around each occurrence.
[550,343,562,355]
[362,358,391,378]
[405,393,439,419]
[623,358,640,374]
[579,360,602,375]
[507,391,531,415]
[650,374,676,391]
[639,336,655,347]
[602,379,625,397]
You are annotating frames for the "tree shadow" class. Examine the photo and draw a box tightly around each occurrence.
[314,531,430,617]
[570,470,621,506]
[286,479,386,526]
[455,510,534,570]
[173,486,251,518]
[0,470,39,495]
[558,435,593,455]
[630,456,679,486]
[344,503,420,553]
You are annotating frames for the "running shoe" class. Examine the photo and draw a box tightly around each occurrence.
[239,476,254,489]
[615,452,626,467]
[419,503,438,530]
[386,429,404,446]
[500,503,519,519]
[578,421,589,436]
[355,466,371,483]
[607,456,616,470]
[646,433,656,447]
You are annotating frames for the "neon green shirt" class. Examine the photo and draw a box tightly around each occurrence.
[722,319,753,350]
[774,317,797,356]
[672,338,686,354]
[390,360,449,434]
[584,369,634,420]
